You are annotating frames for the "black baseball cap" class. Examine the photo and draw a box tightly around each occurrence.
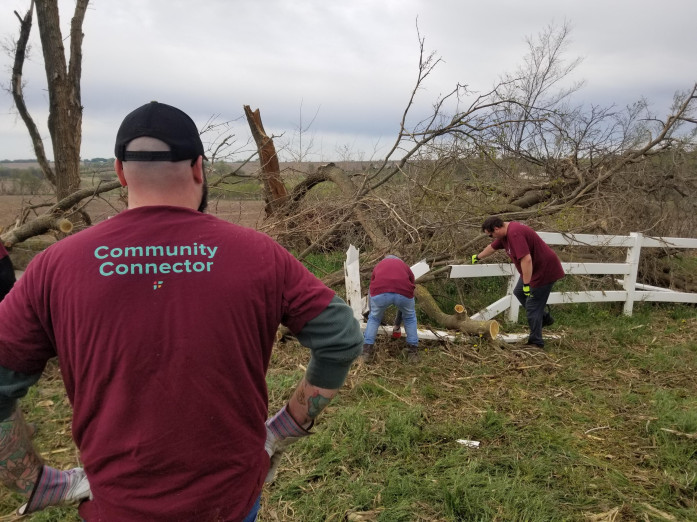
[114,101,205,162]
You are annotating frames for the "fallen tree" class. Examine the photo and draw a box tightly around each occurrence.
[0,180,121,247]
[414,285,499,339]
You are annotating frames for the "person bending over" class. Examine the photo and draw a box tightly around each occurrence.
[361,255,419,362]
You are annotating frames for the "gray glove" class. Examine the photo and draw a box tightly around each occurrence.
[264,405,312,483]
[18,466,92,514]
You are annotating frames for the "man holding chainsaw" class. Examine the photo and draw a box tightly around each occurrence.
[472,216,564,348]
[0,101,363,521]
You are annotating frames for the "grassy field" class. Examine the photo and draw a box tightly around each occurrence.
[1,301,695,521]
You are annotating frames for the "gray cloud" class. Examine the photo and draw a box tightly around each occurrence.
[0,0,694,161]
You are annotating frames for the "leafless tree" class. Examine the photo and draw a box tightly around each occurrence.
[249,21,696,302]
[10,0,89,201]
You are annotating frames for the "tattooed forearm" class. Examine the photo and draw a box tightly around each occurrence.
[287,378,338,428]
[295,386,306,406]
[307,393,331,418]
[0,408,42,496]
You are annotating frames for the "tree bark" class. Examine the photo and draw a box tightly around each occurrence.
[34,0,88,201]
[243,105,288,216]
[11,3,56,188]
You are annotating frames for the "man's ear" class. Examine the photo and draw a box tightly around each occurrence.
[192,156,204,184]
[115,159,127,187]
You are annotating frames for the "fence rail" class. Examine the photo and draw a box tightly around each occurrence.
[448,232,697,322]
[344,233,696,343]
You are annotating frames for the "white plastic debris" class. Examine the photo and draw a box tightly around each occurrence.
[456,439,480,448]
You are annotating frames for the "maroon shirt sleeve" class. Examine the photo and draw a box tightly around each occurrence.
[277,245,335,334]
[0,252,55,375]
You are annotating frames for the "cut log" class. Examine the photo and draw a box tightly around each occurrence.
[414,284,499,339]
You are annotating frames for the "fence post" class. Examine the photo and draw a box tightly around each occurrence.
[622,232,642,316]
[505,271,521,323]
[344,245,363,322]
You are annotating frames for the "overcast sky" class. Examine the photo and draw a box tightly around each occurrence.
[0,0,695,163]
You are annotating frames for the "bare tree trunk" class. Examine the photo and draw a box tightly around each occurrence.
[11,1,89,202]
[243,105,288,216]
[35,0,88,201]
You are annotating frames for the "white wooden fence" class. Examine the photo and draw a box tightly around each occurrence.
[449,232,697,322]
[344,232,697,342]
[344,246,466,341]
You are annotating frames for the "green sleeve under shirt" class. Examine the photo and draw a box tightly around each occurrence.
[295,295,363,389]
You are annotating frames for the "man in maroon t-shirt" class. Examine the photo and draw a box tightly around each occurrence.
[361,255,419,362]
[0,102,363,520]
[473,217,564,348]
[0,243,15,302]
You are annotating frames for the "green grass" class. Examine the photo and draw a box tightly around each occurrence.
[261,303,697,521]
[424,277,509,317]
[301,251,346,279]
[208,174,263,200]
[2,304,697,520]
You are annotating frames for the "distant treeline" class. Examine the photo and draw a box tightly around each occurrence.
[1,158,114,164]
[0,166,42,179]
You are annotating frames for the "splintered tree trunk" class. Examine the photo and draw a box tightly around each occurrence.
[243,105,288,216]
[414,284,500,339]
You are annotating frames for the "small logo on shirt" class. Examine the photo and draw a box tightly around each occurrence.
[153,281,163,290]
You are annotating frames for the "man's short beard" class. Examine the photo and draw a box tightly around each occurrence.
[198,173,208,213]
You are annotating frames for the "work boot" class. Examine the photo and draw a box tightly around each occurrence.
[405,344,419,363]
[524,339,544,349]
[360,343,375,362]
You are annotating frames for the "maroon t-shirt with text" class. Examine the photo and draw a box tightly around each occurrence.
[491,221,564,287]
[0,206,334,521]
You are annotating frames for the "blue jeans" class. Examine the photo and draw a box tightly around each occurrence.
[513,280,555,347]
[364,293,418,346]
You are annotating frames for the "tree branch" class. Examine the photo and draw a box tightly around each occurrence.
[10,2,56,187]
